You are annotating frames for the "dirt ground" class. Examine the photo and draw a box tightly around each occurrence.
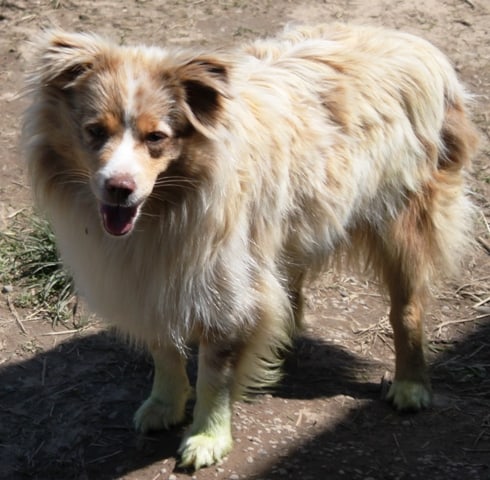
[0,1,489,479]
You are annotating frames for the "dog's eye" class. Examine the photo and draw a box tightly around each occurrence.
[145,131,167,144]
[84,123,108,147]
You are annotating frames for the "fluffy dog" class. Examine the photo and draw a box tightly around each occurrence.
[23,24,478,468]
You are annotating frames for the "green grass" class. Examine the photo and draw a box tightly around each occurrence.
[0,211,74,325]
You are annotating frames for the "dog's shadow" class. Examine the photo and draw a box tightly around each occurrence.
[3,320,489,479]
[0,328,374,479]
[279,334,382,399]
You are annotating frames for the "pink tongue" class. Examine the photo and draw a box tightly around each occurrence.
[100,205,138,236]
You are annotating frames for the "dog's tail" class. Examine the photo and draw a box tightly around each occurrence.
[429,57,480,271]
[390,84,479,286]
[438,82,479,173]
[354,65,479,288]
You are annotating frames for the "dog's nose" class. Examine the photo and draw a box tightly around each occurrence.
[104,175,136,204]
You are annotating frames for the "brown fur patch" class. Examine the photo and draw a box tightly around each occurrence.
[439,98,479,170]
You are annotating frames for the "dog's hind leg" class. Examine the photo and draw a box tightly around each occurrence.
[383,260,432,411]
[380,179,471,409]
[383,97,477,410]
[371,190,436,411]
[134,343,191,432]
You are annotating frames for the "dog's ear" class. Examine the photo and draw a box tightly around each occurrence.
[27,30,109,89]
[175,56,231,137]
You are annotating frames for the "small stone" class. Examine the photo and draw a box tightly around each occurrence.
[229,474,239,480]
[1,285,13,294]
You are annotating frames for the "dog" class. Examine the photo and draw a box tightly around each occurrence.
[23,23,478,469]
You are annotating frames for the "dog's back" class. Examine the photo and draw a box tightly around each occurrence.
[234,24,477,280]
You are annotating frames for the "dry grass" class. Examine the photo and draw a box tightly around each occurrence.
[0,210,75,325]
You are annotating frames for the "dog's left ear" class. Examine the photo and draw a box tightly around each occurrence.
[175,56,231,137]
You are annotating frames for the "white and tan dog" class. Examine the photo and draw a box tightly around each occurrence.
[23,24,477,468]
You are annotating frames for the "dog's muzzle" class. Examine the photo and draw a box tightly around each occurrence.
[99,174,141,236]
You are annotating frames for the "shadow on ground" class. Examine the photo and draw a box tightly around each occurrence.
[260,318,490,479]
[0,317,488,479]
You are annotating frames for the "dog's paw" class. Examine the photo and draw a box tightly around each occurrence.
[178,430,233,470]
[134,396,186,433]
[387,380,432,411]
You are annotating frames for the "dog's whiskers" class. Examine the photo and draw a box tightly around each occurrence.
[52,169,90,185]
[147,193,181,208]
[58,178,90,187]
[154,176,199,190]
[140,211,162,219]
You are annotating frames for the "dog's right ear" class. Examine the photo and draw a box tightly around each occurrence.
[27,30,109,89]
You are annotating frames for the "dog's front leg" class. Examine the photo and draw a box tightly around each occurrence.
[178,338,240,469]
[134,343,191,432]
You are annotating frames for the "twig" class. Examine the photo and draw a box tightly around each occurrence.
[16,14,37,24]
[47,382,86,399]
[474,296,490,308]
[392,433,408,464]
[1,2,27,10]
[458,291,482,303]
[6,207,27,219]
[40,329,80,336]
[474,306,490,315]
[455,276,490,294]
[40,326,92,336]
[476,236,490,255]
[6,294,27,335]
[473,428,487,448]
[296,408,305,426]
[353,319,390,335]
[434,315,488,333]
[41,358,47,386]
[27,440,45,466]
[87,450,123,464]
[434,317,475,333]
[466,343,489,360]
[480,210,490,235]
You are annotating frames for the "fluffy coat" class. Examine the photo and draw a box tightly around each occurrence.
[23,24,478,468]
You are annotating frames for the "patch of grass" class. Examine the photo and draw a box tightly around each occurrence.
[0,211,74,325]
[233,26,258,38]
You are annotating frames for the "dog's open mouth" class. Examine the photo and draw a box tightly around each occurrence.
[100,204,139,236]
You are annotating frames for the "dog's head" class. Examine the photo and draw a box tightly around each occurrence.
[27,31,230,236]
